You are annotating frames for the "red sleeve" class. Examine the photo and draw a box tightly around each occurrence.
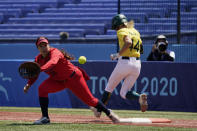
[27,56,39,86]
[27,76,38,86]
[77,66,90,81]
[40,49,62,72]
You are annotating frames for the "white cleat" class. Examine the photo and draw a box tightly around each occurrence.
[33,117,50,125]
[139,94,148,112]
[108,110,120,123]
[90,106,102,118]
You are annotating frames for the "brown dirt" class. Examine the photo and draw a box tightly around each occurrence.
[0,111,197,128]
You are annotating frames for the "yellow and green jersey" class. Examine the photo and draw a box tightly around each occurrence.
[117,27,142,58]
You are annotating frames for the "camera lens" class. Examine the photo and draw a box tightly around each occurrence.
[158,42,167,52]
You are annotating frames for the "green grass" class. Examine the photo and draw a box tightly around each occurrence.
[0,107,197,131]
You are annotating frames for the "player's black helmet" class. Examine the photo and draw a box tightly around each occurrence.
[111,14,128,30]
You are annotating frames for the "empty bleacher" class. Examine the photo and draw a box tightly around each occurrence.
[0,0,60,23]
[0,4,41,13]
[0,13,3,23]
[0,0,60,8]
[0,0,196,44]
[0,8,22,19]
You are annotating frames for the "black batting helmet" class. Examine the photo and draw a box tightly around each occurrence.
[111,14,128,30]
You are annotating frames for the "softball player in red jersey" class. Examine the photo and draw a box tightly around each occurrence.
[91,14,148,118]
[23,36,119,124]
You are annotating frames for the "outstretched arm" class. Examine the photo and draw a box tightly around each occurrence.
[111,35,132,60]
[24,83,31,93]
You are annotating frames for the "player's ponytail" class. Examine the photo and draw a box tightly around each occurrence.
[127,20,135,29]
[60,49,75,60]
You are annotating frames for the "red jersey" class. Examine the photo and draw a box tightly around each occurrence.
[28,48,75,85]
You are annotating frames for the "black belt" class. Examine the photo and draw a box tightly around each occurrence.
[70,71,76,78]
[122,56,140,60]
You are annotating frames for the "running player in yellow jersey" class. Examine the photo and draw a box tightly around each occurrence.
[91,14,148,118]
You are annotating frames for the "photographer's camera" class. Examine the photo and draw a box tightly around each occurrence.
[157,42,167,52]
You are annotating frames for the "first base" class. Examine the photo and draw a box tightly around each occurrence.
[119,118,171,124]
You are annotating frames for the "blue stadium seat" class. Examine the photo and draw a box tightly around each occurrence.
[0,0,59,8]
[63,3,118,8]
[0,4,41,13]
[0,34,60,39]
[106,30,116,35]
[0,23,105,30]
[81,0,177,4]
[170,12,197,18]
[63,3,185,9]
[0,9,22,18]
[44,8,117,13]
[121,8,167,18]
[0,29,85,37]
[7,17,112,24]
[135,23,176,30]
[183,0,197,7]
[0,0,196,40]
[26,12,147,23]
[26,12,117,18]
[0,13,4,23]
[148,18,197,24]
[85,34,116,39]
[107,29,180,36]
[44,7,165,18]
[191,7,197,12]
[105,21,197,36]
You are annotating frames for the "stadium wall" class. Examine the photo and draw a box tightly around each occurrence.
[0,44,197,63]
[0,60,197,112]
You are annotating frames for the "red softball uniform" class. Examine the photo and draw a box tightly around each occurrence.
[27,48,98,107]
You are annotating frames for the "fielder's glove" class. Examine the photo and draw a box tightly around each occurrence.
[110,53,120,60]
[18,62,41,79]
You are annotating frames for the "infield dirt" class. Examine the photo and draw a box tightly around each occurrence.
[0,111,197,128]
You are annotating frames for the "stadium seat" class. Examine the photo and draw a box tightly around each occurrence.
[121,8,167,18]
[191,7,197,12]
[0,4,41,13]
[44,8,117,13]
[106,29,182,36]
[0,9,22,18]
[106,30,116,35]
[7,17,112,24]
[0,34,60,39]
[0,29,85,37]
[85,34,116,39]
[0,0,196,41]
[148,18,197,24]
[81,0,177,4]
[25,12,147,23]
[63,3,185,9]
[0,0,59,8]
[134,23,197,30]
[63,3,118,8]
[0,23,105,31]
[0,24,105,34]
[170,12,197,18]
[26,12,117,18]
[0,13,4,23]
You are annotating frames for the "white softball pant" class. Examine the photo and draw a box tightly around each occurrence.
[105,56,141,99]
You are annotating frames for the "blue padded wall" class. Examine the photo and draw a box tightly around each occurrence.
[0,43,197,63]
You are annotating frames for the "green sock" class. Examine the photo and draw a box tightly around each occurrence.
[126,91,140,100]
